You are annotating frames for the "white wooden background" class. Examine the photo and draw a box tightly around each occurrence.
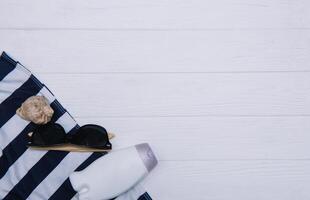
[1,0,310,199]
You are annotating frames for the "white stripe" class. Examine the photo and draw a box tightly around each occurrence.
[0,87,55,150]
[27,152,91,200]
[38,86,56,103]
[0,64,31,103]
[0,115,30,149]
[57,112,78,133]
[0,112,77,198]
[0,149,48,198]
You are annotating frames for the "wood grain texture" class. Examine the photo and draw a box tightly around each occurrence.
[76,116,310,160]
[37,73,310,117]
[143,161,310,200]
[0,0,309,29]
[1,0,310,198]
[1,30,310,73]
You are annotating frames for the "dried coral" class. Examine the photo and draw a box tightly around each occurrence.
[16,96,54,124]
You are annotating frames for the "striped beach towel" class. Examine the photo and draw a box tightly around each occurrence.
[0,52,152,200]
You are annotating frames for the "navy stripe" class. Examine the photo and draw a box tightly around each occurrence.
[3,151,70,200]
[49,101,67,122]
[75,152,106,172]
[0,76,42,128]
[1,52,18,66]
[49,153,105,200]
[0,52,17,81]
[0,123,36,179]
[48,179,76,200]
[0,101,65,179]
[138,192,152,200]
[3,127,77,200]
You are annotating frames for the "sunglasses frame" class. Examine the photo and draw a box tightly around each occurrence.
[28,123,113,152]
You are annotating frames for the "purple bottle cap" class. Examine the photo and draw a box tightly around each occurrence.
[135,143,158,172]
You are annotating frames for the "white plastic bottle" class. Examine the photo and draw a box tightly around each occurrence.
[69,143,158,200]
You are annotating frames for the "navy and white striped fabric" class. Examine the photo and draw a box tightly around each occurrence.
[0,52,152,200]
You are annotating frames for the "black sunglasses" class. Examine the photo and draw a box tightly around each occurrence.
[28,123,112,152]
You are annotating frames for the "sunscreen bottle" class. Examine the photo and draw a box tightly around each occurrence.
[69,143,158,200]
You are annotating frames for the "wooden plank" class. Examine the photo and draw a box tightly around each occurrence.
[0,0,309,29]
[37,73,310,117]
[143,161,310,200]
[75,116,310,160]
[1,30,310,73]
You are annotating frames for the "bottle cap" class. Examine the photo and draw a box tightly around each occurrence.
[135,143,158,172]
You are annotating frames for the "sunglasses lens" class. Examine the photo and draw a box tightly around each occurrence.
[30,123,66,146]
[71,125,111,149]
